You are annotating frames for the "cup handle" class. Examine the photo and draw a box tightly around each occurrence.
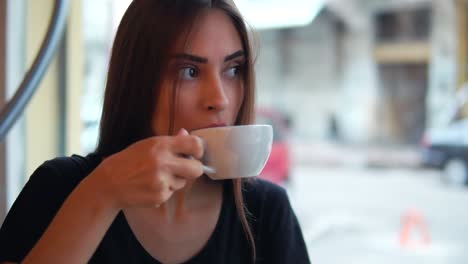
[202,165,216,174]
[183,154,216,174]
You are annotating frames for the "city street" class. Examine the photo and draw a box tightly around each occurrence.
[286,163,468,264]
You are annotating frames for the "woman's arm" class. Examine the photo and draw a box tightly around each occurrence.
[19,131,204,263]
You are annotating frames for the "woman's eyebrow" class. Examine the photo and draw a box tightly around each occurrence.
[224,50,245,62]
[173,54,207,63]
[171,50,245,63]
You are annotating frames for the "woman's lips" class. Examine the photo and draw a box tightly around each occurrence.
[195,123,227,130]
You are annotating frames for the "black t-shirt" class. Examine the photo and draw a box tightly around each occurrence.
[0,154,310,263]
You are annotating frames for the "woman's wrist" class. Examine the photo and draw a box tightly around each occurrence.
[77,167,121,217]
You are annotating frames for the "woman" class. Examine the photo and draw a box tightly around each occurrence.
[0,0,310,263]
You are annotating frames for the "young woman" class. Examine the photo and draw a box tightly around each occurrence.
[0,0,310,263]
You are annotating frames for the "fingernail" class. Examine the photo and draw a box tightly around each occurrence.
[177,128,188,136]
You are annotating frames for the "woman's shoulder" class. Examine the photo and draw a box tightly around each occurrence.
[28,153,102,192]
[39,153,102,180]
[0,154,102,262]
[8,153,103,217]
[242,179,290,212]
[244,178,287,196]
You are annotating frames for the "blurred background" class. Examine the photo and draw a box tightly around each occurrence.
[1,0,468,263]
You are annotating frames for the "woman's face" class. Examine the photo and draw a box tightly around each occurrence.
[152,9,245,135]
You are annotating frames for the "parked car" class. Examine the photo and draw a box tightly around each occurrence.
[420,83,468,186]
[256,109,291,185]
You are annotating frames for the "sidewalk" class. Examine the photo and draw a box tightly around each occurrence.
[291,141,422,169]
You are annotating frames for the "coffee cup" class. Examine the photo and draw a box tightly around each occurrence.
[190,124,273,180]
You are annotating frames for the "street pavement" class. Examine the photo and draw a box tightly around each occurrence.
[285,163,468,264]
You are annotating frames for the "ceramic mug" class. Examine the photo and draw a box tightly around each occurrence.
[191,124,273,180]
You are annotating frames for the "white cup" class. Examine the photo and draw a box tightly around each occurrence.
[190,124,273,180]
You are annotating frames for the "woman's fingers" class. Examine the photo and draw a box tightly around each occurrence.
[176,128,189,136]
[169,174,187,190]
[100,131,206,210]
[144,172,187,206]
[166,156,204,179]
[172,134,204,160]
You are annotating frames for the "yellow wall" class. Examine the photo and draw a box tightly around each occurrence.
[26,0,60,175]
[457,0,467,85]
[66,0,83,156]
[25,0,83,176]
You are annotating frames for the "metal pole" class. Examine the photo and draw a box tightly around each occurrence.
[0,0,69,141]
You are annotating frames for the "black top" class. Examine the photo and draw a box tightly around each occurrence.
[0,154,310,263]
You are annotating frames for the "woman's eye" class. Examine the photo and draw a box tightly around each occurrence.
[179,67,198,79]
[226,65,241,77]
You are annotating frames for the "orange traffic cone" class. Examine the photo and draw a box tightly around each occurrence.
[399,209,431,248]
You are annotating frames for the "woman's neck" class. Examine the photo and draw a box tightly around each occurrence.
[168,175,220,219]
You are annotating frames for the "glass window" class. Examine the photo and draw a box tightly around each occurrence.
[81,1,468,263]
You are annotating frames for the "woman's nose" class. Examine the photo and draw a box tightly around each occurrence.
[202,75,228,111]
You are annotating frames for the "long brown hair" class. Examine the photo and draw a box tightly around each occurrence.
[95,0,258,262]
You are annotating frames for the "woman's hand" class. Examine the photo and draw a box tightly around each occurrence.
[87,128,204,210]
